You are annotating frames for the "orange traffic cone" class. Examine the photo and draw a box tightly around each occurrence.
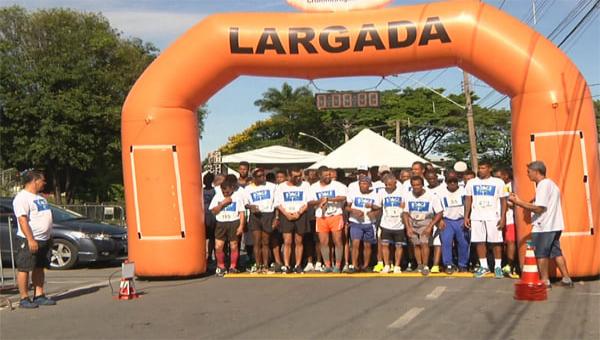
[514,241,547,301]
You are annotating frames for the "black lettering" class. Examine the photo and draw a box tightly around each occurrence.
[256,28,286,54]
[388,20,417,48]
[419,16,451,46]
[319,26,350,53]
[289,27,318,54]
[229,27,253,54]
[354,24,385,51]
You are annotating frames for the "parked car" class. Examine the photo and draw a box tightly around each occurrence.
[0,197,127,270]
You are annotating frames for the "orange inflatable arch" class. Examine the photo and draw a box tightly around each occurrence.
[122,0,599,277]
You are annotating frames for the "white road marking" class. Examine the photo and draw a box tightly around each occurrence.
[426,286,446,300]
[388,307,425,329]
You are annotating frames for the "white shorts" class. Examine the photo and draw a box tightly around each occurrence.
[471,219,503,243]
[432,226,441,246]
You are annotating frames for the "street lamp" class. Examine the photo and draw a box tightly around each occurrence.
[298,132,334,152]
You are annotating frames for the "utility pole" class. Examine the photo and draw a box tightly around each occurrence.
[395,120,401,146]
[463,71,479,171]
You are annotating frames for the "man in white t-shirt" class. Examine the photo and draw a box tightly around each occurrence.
[402,176,442,276]
[308,166,347,273]
[439,176,469,274]
[509,161,573,288]
[244,168,277,274]
[425,169,446,274]
[378,174,406,273]
[274,167,310,274]
[209,181,246,276]
[465,161,507,278]
[12,170,56,308]
[346,176,381,273]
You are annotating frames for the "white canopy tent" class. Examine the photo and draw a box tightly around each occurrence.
[221,145,325,165]
[309,129,432,169]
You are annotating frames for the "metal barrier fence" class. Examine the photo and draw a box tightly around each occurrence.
[1,215,18,293]
[58,204,126,227]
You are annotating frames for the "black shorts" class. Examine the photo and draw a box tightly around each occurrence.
[380,228,407,246]
[280,213,310,234]
[531,231,563,258]
[16,237,51,272]
[249,212,275,233]
[215,221,241,242]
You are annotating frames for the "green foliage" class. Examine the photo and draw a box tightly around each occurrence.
[0,6,157,203]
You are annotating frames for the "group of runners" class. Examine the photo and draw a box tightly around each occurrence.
[203,160,528,279]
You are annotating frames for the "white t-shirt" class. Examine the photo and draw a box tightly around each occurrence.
[378,186,405,230]
[503,181,515,225]
[372,180,386,194]
[440,187,466,220]
[309,180,347,218]
[347,190,380,224]
[209,190,245,222]
[243,182,276,213]
[427,184,447,198]
[275,181,310,213]
[465,176,507,221]
[13,190,53,241]
[531,178,564,233]
[403,190,442,221]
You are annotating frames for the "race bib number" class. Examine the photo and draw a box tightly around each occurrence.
[324,202,337,216]
[476,197,495,208]
[385,206,402,217]
[411,212,427,221]
[444,196,463,208]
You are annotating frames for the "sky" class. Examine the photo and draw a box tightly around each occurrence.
[3,0,600,156]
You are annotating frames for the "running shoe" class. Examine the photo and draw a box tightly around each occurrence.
[215,267,227,277]
[393,266,402,274]
[323,266,333,273]
[445,265,455,275]
[381,265,390,273]
[509,270,520,279]
[33,295,56,306]
[19,298,38,309]
[405,263,414,272]
[494,267,503,279]
[458,267,468,273]
[421,266,430,276]
[294,265,303,274]
[342,264,350,273]
[347,265,356,274]
[416,264,424,273]
[272,263,283,273]
[473,267,490,278]
[332,266,341,273]
[248,263,258,273]
[281,265,290,274]
[430,265,440,274]
[373,262,385,273]
[304,262,315,272]
[314,262,324,272]
[502,264,512,276]
[559,278,575,288]
[228,267,240,274]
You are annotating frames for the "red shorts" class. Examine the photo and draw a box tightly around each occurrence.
[316,215,344,233]
[504,223,516,243]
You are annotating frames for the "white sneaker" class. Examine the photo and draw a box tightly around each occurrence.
[314,262,323,272]
[304,262,315,272]
[393,266,402,274]
[381,265,390,273]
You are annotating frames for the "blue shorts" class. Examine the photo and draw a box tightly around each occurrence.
[350,223,376,244]
[531,231,563,258]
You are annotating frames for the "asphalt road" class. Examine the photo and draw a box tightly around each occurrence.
[1,267,599,339]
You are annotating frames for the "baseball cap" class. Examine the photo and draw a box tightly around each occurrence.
[357,164,369,171]
[453,161,468,172]
[378,165,391,173]
[252,167,265,175]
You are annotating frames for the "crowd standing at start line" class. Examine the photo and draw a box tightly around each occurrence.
[202,160,574,289]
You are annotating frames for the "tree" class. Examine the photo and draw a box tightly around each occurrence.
[0,6,157,203]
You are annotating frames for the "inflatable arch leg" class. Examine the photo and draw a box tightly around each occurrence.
[122,0,599,277]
